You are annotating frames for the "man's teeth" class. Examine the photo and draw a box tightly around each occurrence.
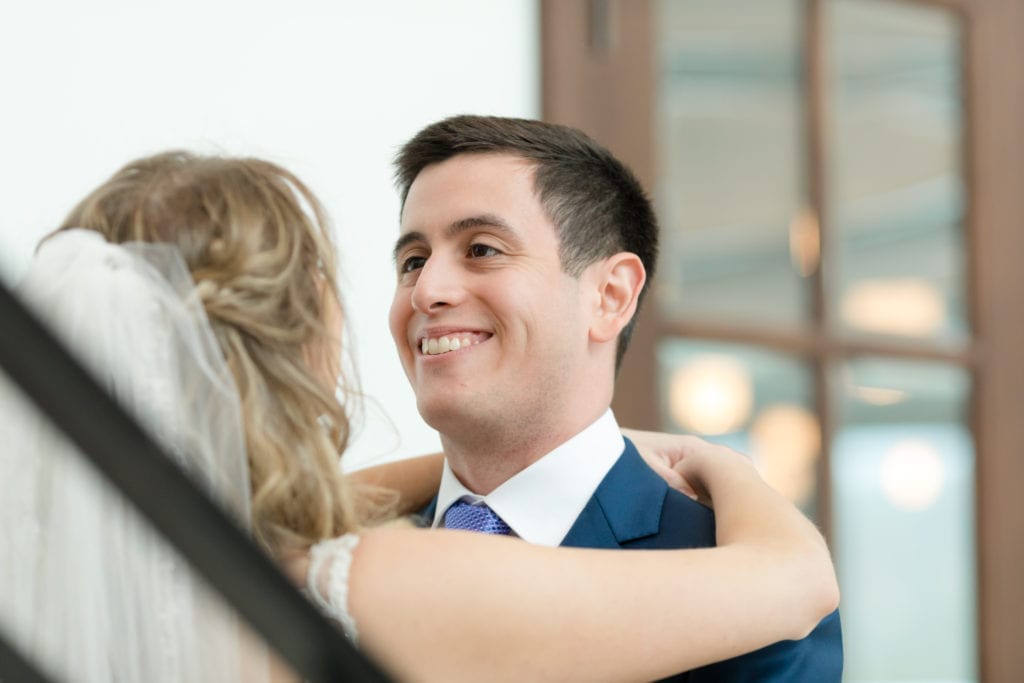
[421,335,477,356]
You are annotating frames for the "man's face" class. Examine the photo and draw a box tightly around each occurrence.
[389,153,593,438]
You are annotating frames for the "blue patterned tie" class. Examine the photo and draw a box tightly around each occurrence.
[443,500,512,535]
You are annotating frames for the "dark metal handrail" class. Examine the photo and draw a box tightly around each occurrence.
[0,630,54,683]
[0,280,390,683]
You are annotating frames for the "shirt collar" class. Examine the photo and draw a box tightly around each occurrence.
[432,409,624,546]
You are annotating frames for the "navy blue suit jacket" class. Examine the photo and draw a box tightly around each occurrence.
[424,438,843,681]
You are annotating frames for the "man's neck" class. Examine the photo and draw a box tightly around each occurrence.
[441,408,608,495]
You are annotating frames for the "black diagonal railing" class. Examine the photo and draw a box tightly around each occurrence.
[0,630,53,683]
[0,280,391,683]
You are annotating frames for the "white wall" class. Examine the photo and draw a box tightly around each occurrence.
[0,0,539,468]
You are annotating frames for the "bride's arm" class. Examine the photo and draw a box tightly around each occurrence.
[347,453,444,513]
[337,440,838,683]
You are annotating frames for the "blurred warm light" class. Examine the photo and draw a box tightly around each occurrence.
[788,206,821,277]
[841,278,945,337]
[880,439,945,511]
[669,355,753,435]
[852,385,910,406]
[750,403,820,505]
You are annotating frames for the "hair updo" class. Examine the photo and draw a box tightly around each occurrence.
[55,151,364,556]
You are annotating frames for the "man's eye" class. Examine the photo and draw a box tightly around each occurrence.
[469,243,500,258]
[401,255,426,273]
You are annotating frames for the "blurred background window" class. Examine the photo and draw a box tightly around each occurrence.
[544,0,1024,679]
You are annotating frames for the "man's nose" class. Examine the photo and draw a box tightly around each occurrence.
[410,256,464,314]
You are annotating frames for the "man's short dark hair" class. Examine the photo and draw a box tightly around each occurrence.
[394,115,659,371]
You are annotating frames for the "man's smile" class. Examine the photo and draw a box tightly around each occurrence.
[417,330,493,356]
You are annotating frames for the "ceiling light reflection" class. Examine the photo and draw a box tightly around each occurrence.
[788,206,821,277]
[880,439,945,511]
[669,355,753,435]
[842,278,945,337]
[852,385,910,406]
[750,404,820,506]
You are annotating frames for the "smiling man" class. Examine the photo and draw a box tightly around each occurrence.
[389,115,841,681]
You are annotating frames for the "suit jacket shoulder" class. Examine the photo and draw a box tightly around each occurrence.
[562,438,715,549]
[563,438,843,683]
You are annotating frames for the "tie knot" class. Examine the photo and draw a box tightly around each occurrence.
[443,501,512,535]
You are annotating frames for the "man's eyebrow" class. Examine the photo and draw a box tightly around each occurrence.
[392,231,425,262]
[449,213,515,237]
[392,214,521,262]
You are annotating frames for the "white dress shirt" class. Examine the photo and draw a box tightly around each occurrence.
[432,409,625,546]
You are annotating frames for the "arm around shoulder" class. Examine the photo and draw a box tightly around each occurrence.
[322,439,837,682]
[674,438,839,641]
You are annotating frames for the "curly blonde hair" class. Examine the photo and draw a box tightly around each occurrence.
[56,151,365,558]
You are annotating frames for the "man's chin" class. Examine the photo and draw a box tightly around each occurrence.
[417,397,489,435]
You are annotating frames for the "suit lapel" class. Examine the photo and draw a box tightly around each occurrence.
[561,496,620,548]
[562,438,668,548]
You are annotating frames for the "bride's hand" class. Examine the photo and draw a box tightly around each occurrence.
[670,437,762,509]
[623,429,729,506]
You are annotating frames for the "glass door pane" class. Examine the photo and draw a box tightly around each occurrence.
[654,0,812,328]
[658,338,819,516]
[828,0,968,345]
[833,357,976,682]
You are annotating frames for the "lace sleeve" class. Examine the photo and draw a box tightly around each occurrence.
[307,534,361,642]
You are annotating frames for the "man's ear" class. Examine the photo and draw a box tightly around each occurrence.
[588,252,646,344]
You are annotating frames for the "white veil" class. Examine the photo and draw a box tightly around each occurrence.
[0,230,270,682]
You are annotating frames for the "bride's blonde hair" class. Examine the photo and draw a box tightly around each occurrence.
[56,151,364,557]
